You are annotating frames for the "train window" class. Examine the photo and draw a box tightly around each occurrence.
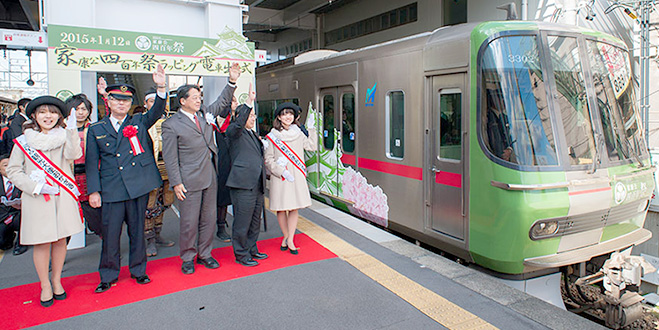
[257,100,275,137]
[547,36,595,166]
[586,41,648,162]
[480,35,558,166]
[342,93,356,153]
[439,90,461,160]
[387,91,405,159]
[323,95,335,150]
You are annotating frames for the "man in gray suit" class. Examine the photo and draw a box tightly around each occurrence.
[161,66,239,274]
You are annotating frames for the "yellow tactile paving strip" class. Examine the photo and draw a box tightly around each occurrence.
[296,216,498,330]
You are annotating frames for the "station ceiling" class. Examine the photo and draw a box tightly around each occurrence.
[0,0,345,42]
[0,0,39,31]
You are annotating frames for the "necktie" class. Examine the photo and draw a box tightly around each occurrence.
[3,180,13,225]
[194,115,201,131]
[117,120,122,132]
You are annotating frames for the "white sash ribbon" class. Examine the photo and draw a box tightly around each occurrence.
[14,135,81,200]
[266,133,307,177]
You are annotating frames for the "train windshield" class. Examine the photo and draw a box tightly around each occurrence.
[481,35,559,166]
[481,34,647,169]
[586,41,648,162]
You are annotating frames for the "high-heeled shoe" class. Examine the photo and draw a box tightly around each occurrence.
[53,291,67,300]
[40,297,54,307]
[289,247,298,255]
[280,240,288,251]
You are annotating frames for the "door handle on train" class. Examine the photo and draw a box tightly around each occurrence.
[431,167,441,173]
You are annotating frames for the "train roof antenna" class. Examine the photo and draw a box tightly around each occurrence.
[497,3,519,20]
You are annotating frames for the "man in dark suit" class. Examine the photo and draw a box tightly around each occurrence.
[86,64,167,293]
[0,154,25,255]
[225,85,267,267]
[1,98,31,154]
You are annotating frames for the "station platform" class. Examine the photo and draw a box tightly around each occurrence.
[0,199,605,330]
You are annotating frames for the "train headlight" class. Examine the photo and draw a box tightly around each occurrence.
[530,221,559,240]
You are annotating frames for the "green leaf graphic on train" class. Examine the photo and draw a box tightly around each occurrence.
[304,102,389,226]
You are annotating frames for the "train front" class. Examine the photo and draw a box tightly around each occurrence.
[469,21,655,327]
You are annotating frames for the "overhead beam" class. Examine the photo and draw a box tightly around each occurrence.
[18,0,39,31]
[244,31,277,42]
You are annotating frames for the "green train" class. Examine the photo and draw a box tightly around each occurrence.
[256,20,654,324]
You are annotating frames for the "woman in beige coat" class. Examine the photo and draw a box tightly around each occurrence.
[264,102,317,254]
[6,96,83,307]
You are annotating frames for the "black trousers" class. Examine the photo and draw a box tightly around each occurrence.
[0,217,19,249]
[98,194,148,283]
[230,188,263,262]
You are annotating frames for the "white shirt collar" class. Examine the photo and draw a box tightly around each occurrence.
[180,110,197,123]
[109,115,127,132]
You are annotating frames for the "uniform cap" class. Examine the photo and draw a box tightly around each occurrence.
[106,83,136,100]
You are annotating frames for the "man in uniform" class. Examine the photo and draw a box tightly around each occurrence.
[144,88,175,257]
[86,64,167,293]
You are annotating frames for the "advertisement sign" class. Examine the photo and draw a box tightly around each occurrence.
[47,24,255,99]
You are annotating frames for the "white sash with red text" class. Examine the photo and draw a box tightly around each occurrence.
[14,135,83,221]
[266,132,307,177]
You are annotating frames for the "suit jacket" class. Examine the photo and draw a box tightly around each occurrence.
[9,113,26,139]
[226,104,265,191]
[85,95,166,202]
[0,177,21,223]
[161,110,217,192]
[161,83,235,192]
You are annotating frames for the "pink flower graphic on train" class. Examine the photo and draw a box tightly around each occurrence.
[342,167,389,225]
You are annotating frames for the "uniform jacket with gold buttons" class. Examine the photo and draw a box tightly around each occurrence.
[85,96,166,202]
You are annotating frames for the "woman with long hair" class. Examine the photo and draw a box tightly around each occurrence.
[264,102,317,254]
[65,94,102,236]
[6,96,83,307]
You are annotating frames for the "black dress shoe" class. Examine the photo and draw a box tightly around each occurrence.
[182,260,195,274]
[95,279,117,293]
[13,244,27,255]
[252,252,268,260]
[53,291,67,300]
[196,257,220,269]
[40,297,54,307]
[130,274,151,284]
[280,243,288,251]
[235,258,259,267]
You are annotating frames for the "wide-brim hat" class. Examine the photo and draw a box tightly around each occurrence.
[275,102,301,118]
[25,96,69,118]
[106,83,136,100]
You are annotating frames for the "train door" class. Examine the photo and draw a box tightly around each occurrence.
[430,74,466,240]
[319,85,356,196]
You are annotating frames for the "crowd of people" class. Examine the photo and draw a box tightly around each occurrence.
[0,62,317,307]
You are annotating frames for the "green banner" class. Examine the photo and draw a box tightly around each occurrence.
[48,24,255,75]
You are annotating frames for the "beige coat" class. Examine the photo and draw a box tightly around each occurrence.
[265,125,317,211]
[7,127,84,245]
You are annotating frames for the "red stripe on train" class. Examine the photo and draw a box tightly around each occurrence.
[357,157,423,180]
[341,154,356,166]
[435,171,462,188]
[568,187,611,196]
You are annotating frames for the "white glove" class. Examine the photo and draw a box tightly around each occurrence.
[41,184,60,195]
[282,170,295,182]
[276,156,287,167]
[65,109,77,130]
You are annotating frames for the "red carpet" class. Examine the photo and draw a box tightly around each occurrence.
[0,234,336,330]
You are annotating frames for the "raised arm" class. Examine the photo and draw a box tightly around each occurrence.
[144,64,167,128]
[226,104,251,140]
[205,62,240,117]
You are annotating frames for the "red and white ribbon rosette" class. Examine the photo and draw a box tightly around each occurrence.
[122,125,144,155]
